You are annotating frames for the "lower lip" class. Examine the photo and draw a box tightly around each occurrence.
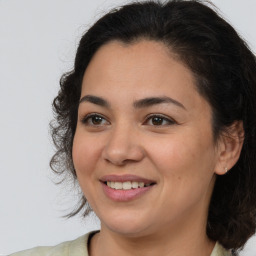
[101,183,154,201]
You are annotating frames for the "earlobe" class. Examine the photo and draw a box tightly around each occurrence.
[214,121,244,175]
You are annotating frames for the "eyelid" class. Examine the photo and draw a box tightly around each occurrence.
[80,112,177,127]
[80,113,110,126]
[143,114,177,126]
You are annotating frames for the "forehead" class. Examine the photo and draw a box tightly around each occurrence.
[81,40,208,112]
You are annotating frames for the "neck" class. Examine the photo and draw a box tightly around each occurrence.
[89,212,215,256]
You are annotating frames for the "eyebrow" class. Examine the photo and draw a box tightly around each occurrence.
[133,96,186,110]
[79,95,186,110]
[79,95,110,108]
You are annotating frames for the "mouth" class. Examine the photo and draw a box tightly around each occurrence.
[100,174,156,190]
[103,181,156,190]
[100,175,156,201]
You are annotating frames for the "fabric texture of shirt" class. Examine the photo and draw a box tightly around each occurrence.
[10,231,231,256]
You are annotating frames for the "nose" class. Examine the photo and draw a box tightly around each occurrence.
[102,125,145,166]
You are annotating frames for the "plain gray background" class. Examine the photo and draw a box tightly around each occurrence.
[1,0,255,255]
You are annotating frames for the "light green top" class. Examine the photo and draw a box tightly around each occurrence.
[10,231,231,256]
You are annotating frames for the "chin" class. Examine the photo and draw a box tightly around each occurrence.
[100,212,154,237]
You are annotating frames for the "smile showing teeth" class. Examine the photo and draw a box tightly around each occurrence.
[106,181,151,190]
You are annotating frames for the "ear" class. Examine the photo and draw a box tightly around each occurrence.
[214,121,244,175]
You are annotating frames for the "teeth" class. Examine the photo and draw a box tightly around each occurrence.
[138,182,144,188]
[132,181,138,188]
[106,181,148,190]
[123,181,132,190]
[115,182,123,189]
[110,181,115,189]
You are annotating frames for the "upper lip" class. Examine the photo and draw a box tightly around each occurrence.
[100,174,156,184]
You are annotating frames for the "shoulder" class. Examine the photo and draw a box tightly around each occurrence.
[9,232,93,256]
[210,242,232,256]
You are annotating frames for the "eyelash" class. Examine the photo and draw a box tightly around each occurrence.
[144,114,176,126]
[80,113,177,127]
[81,113,110,126]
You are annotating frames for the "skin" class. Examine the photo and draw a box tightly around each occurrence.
[72,40,243,256]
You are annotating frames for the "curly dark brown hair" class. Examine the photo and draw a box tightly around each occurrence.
[50,0,256,252]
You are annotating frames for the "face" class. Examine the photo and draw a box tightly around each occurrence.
[73,40,220,237]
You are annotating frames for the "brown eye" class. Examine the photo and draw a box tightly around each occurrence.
[81,114,110,126]
[151,116,164,125]
[91,116,104,125]
[144,115,176,126]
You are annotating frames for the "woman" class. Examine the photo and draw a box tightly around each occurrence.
[11,0,256,255]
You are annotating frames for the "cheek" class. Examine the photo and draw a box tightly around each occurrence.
[72,131,107,208]
[146,129,216,184]
[148,134,216,212]
[72,131,102,179]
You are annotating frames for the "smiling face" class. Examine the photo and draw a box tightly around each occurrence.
[72,40,221,238]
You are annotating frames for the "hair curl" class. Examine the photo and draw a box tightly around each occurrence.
[50,0,256,252]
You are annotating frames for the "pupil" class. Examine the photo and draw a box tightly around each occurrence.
[92,116,102,124]
[152,117,163,125]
